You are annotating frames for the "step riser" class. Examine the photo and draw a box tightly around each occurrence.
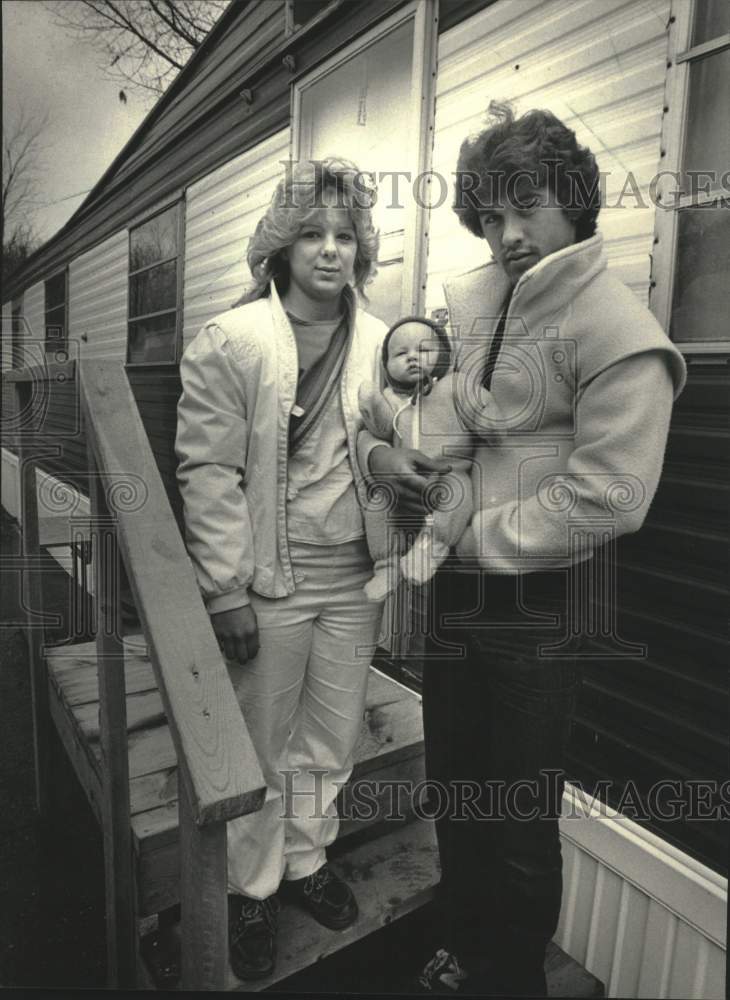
[135,749,426,918]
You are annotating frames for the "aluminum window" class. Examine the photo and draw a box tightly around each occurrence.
[127,202,183,364]
[654,0,730,350]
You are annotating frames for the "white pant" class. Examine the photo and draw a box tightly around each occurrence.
[226,538,383,899]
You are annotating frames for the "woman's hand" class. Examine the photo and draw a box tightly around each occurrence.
[368,445,452,516]
[211,605,260,664]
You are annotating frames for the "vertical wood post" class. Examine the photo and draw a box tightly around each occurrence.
[180,763,228,991]
[14,379,50,816]
[88,455,137,987]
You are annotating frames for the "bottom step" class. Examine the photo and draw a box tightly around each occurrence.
[142,817,603,996]
[142,818,440,990]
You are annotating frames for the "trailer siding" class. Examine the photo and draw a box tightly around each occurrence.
[183,128,291,346]
[22,282,45,351]
[427,0,671,311]
[68,230,128,362]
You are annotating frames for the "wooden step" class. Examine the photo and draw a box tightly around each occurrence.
[139,817,603,996]
[45,634,425,915]
[140,817,440,990]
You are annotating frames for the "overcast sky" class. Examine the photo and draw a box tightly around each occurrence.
[3,0,150,243]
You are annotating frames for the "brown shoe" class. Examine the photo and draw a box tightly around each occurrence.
[228,893,279,980]
[284,863,358,930]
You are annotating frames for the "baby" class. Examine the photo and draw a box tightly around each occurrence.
[359,316,481,601]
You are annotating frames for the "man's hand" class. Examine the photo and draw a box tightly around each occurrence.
[368,445,452,516]
[211,605,260,664]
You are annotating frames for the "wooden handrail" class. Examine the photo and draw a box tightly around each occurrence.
[79,359,266,826]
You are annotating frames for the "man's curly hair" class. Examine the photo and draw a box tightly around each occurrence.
[453,102,601,242]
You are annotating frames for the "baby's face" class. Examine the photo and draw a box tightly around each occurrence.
[386,323,441,386]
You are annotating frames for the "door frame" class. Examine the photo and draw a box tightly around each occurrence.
[290,0,439,316]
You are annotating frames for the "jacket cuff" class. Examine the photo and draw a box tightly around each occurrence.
[206,587,251,615]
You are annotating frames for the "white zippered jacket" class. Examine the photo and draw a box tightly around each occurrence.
[176,282,387,613]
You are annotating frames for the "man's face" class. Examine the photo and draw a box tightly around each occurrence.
[478,184,577,286]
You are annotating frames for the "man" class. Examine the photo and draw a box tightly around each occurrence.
[366,104,686,995]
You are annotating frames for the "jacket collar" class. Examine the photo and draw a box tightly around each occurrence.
[472,233,606,329]
[511,233,605,322]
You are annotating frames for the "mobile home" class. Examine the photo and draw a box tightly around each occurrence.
[2,0,727,994]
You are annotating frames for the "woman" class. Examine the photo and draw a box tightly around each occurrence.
[175,158,387,981]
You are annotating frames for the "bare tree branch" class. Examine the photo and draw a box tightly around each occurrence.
[2,107,49,283]
[45,0,229,99]
[149,0,201,49]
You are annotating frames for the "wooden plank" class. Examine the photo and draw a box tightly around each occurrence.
[132,757,428,917]
[16,379,51,817]
[136,835,181,917]
[48,638,423,841]
[179,765,228,990]
[47,638,155,705]
[74,689,166,740]
[140,817,440,991]
[45,623,426,918]
[79,360,266,827]
[129,735,425,854]
[89,463,137,987]
[127,669,423,847]
[47,672,103,821]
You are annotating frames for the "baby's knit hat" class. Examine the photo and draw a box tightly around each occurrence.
[382,315,452,399]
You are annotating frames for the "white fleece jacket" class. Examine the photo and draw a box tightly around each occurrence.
[444,234,687,572]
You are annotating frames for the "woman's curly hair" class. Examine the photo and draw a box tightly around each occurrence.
[453,102,601,242]
[239,156,379,304]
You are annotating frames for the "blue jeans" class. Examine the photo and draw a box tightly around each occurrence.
[418,564,582,995]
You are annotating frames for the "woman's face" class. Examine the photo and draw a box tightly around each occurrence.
[285,191,358,304]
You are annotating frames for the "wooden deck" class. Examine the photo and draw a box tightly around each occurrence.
[45,634,603,995]
[45,635,427,916]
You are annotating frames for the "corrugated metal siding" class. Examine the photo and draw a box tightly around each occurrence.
[68,230,128,361]
[427,0,670,311]
[23,281,45,344]
[32,376,88,494]
[556,792,727,999]
[183,128,291,345]
[127,367,184,531]
[567,358,730,874]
